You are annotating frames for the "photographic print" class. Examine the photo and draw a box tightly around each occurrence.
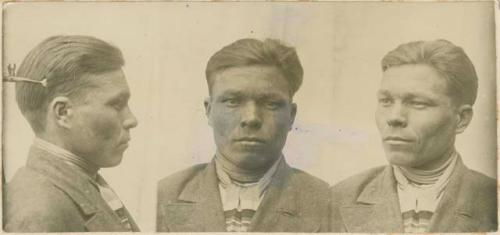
[2,1,497,233]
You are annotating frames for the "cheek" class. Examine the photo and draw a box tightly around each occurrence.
[374,108,385,131]
[211,111,239,137]
[411,112,455,145]
[88,112,122,141]
[268,111,293,136]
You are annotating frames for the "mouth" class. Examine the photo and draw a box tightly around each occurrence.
[234,137,266,145]
[384,136,413,144]
[117,139,130,148]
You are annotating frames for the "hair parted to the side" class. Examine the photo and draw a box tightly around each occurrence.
[381,39,478,106]
[15,35,125,134]
[205,38,303,97]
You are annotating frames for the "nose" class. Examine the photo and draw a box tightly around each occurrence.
[386,102,407,128]
[240,101,262,130]
[123,106,138,129]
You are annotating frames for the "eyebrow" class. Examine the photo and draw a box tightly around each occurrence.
[218,90,288,100]
[256,93,288,100]
[377,89,436,100]
[219,90,244,97]
[107,90,130,103]
[377,90,390,96]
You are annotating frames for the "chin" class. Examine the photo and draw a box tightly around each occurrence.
[385,152,419,168]
[233,152,274,170]
[254,155,280,168]
[100,155,124,168]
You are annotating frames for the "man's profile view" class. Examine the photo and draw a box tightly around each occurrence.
[3,35,140,232]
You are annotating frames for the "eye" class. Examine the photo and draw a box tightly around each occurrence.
[222,98,241,107]
[112,102,126,111]
[378,97,393,106]
[409,100,429,109]
[265,101,284,110]
[109,99,127,111]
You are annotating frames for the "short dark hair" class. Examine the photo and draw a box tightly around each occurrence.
[205,38,303,97]
[381,39,478,106]
[15,35,125,133]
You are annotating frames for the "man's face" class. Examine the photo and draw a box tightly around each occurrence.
[205,65,296,170]
[67,69,138,168]
[375,64,459,170]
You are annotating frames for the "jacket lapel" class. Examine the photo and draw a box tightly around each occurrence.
[429,157,478,232]
[249,160,320,232]
[123,207,141,232]
[162,161,226,231]
[84,211,126,232]
[340,166,404,232]
[27,147,130,232]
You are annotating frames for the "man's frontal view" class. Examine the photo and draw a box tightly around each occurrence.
[156,38,329,232]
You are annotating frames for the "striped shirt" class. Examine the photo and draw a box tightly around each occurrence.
[393,152,458,233]
[215,156,282,232]
[95,175,133,231]
[33,138,133,231]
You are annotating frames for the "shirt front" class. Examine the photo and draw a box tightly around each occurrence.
[393,152,458,233]
[215,155,282,232]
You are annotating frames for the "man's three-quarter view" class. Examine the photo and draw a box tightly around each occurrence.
[329,40,497,233]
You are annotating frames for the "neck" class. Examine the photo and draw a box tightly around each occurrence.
[413,146,456,170]
[34,136,99,178]
[215,152,277,183]
[38,132,69,150]
[399,149,456,185]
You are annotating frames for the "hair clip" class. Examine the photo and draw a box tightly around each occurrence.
[3,64,47,87]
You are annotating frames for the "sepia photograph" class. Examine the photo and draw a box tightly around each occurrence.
[1,1,497,233]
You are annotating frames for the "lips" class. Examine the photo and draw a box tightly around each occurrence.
[234,137,266,145]
[384,136,413,144]
[117,138,130,148]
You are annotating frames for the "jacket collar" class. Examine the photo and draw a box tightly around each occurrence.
[340,165,404,232]
[165,159,226,232]
[340,156,479,232]
[427,157,479,232]
[26,146,138,232]
[163,158,319,232]
[248,158,321,232]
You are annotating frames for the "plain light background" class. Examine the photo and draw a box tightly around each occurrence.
[2,2,496,231]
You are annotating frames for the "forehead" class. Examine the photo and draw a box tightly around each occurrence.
[211,65,290,97]
[81,69,130,100]
[380,64,449,97]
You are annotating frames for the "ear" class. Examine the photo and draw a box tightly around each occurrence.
[204,97,213,127]
[48,96,73,129]
[289,103,297,131]
[455,104,473,134]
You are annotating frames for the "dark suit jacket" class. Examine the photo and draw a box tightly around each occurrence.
[3,146,140,232]
[156,159,330,232]
[329,157,497,232]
